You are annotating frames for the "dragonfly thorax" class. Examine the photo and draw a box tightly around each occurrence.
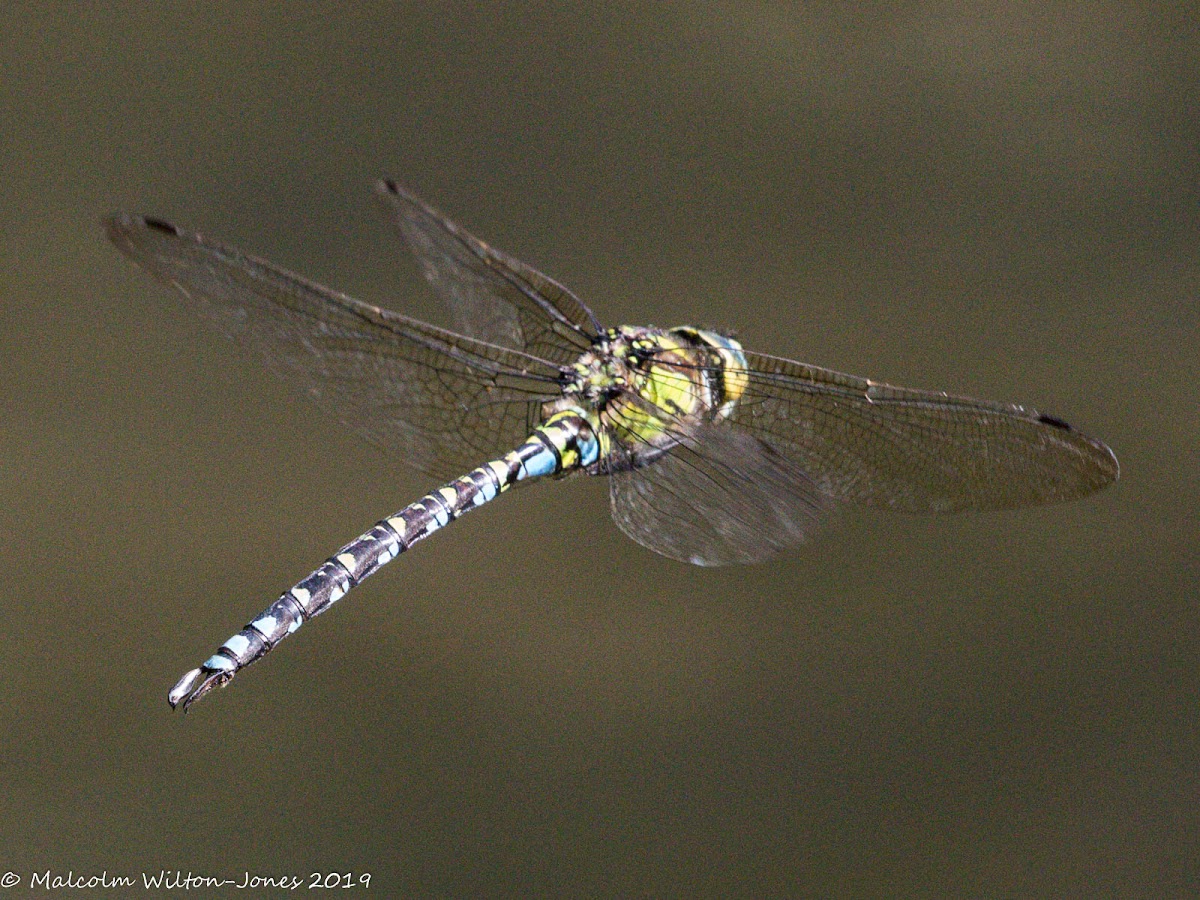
[553,325,750,472]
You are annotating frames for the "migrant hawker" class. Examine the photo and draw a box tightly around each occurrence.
[105,181,1119,710]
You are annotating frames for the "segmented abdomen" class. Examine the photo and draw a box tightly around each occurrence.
[168,411,597,710]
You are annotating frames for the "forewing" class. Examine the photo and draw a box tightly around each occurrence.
[376,180,601,364]
[608,422,829,566]
[729,351,1119,512]
[105,213,565,479]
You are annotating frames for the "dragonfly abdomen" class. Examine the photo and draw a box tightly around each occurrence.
[167,410,597,710]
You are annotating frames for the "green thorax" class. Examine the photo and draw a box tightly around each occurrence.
[550,324,749,472]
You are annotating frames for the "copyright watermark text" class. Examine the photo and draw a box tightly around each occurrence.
[2,870,372,891]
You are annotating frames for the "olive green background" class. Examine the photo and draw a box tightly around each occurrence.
[3,4,1196,896]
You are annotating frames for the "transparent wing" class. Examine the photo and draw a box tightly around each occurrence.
[375,180,601,364]
[728,351,1119,512]
[608,421,830,566]
[105,213,566,480]
[606,348,1117,566]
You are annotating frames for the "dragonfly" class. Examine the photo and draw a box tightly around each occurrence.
[105,181,1119,711]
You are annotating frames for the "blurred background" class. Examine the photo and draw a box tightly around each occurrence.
[2,3,1196,896]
